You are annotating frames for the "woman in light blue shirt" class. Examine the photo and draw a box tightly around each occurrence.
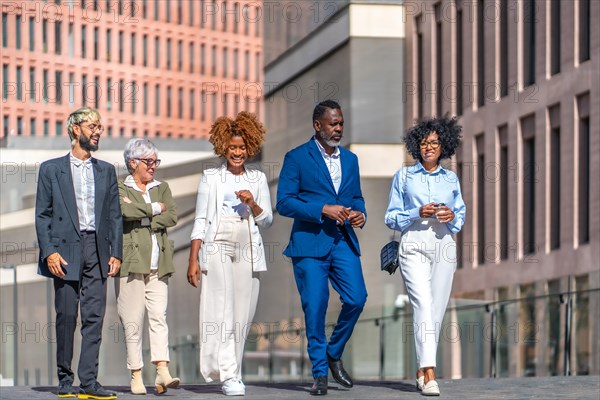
[384,116,465,396]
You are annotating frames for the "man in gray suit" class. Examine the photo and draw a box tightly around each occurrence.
[35,107,123,399]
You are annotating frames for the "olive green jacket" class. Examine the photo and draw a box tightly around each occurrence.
[118,179,177,278]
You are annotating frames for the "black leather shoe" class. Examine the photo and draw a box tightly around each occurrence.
[327,354,353,388]
[78,382,117,399]
[57,381,76,398]
[310,376,328,396]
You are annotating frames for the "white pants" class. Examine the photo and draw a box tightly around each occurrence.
[199,216,260,383]
[399,219,456,369]
[115,271,170,370]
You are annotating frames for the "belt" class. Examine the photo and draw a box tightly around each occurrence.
[80,230,95,235]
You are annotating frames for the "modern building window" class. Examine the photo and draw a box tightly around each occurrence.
[577,93,590,244]
[43,69,49,103]
[2,13,8,48]
[243,4,250,35]
[201,0,206,28]
[106,28,112,61]
[521,114,536,255]
[244,50,249,80]
[55,21,62,54]
[94,76,100,109]
[166,85,172,117]
[68,23,74,57]
[523,0,536,87]
[120,127,125,137]
[118,30,124,63]
[476,134,485,264]
[255,52,260,82]
[142,0,147,19]
[190,89,195,119]
[17,116,23,136]
[201,90,206,121]
[3,115,8,137]
[223,93,228,117]
[132,128,137,137]
[68,72,75,106]
[455,0,463,115]
[142,34,148,66]
[234,94,239,116]
[131,80,137,114]
[154,36,160,68]
[189,42,194,73]
[154,0,159,20]
[82,74,87,105]
[579,0,590,62]
[233,2,239,34]
[166,0,171,23]
[178,40,183,71]
[29,17,35,51]
[81,25,86,58]
[155,84,160,116]
[30,117,36,136]
[416,15,424,119]
[177,0,182,24]
[166,39,172,70]
[93,26,99,60]
[550,0,561,75]
[119,79,125,112]
[435,4,442,116]
[211,45,217,76]
[201,44,206,74]
[548,104,561,250]
[233,48,238,79]
[55,70,62,104]
[223,47,228,77]
[43,19,48,52]
[211,92,217,121]
[477,0,485,107]
[16,15,22,50]
[211,0,217,30]
[107,78,113,110]
[2,64,7,101]
[30,67,36,103]
[43,119,49,136]
[189,0,194,26]
[108,126,113,137]
[16,66,22,101]
[131,33,136,65]
[498,125,509,260]
[574,275,591,374]
[55,120,63,136]
[143,82,148,115]
[178,87,183,119]
[117,0,123,15]
[520,284,537,375]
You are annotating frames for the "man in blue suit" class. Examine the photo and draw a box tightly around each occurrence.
[277,100,368,395]
[35,107,122,399]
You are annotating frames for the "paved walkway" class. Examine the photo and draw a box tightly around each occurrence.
[0,376,598,399]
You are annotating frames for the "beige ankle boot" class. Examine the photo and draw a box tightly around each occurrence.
[155,365,180,394]
[131,369,147,395]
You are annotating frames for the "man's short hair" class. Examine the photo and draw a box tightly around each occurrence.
[312,100,341,123]
[66,107,100,142]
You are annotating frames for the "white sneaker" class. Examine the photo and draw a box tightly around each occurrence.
[416,376,424,391]
[222,378,245,396]
[421,379,440,396]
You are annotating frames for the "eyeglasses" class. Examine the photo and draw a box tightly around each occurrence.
[79,123,104,133]
[419,140,441,149]
[136,158,161,168]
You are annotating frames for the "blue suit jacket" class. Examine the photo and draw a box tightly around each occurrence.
[276,139,366,258]
[35,154,123,281]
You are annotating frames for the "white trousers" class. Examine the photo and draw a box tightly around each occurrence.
[199,216,260,383]
[399,218,456,369]
[115,271,170,370]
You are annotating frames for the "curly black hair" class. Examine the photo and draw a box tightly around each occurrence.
[312,100,341,123]
[403,115,462,162]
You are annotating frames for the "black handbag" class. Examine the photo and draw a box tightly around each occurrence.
[380,239,400,275]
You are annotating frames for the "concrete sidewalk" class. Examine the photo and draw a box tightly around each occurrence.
[0,376,598,399]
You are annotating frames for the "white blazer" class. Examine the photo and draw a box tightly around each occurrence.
[190,164,273,272]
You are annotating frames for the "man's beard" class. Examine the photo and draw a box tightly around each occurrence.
[79,133,98,152]
[317,130,340,148]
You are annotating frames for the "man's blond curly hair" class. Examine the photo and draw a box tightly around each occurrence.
[208,111,266,158]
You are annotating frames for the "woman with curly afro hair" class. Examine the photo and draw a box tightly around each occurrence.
[384,115,466,396]
[187,111,272,396]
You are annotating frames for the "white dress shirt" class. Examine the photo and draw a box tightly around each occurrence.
[70,153,95,231]
[314,136,342,193]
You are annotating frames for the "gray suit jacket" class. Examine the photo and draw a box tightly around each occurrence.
[35,154,123,281]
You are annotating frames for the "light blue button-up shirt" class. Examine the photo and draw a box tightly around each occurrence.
[384,162,466,234]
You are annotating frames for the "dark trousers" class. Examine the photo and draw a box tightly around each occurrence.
[54,232,107,387]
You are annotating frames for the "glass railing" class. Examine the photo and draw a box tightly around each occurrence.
[167,288,599,382]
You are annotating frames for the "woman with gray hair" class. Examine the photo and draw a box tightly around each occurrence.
[115,138,180,395]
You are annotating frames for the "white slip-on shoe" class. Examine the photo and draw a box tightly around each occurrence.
[222,378,245,396]
[416,376,425,391]
[421,380,440,396]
